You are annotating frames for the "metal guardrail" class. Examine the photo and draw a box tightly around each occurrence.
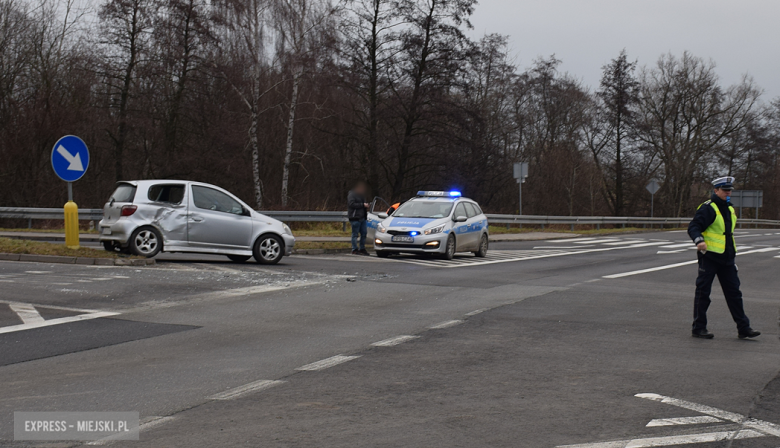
[1,207,779,228]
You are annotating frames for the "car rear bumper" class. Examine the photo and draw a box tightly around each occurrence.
[97,219,135,245]
[373,232,447,253]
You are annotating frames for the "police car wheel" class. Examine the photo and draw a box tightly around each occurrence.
[474,234,488,257]
[102,241,117,252]
[442,235,456,260]
[376,251,390,258]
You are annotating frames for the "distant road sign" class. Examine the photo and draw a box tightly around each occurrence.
[51,135,89,182]
[646,180,660,195]
[730,190,763,208]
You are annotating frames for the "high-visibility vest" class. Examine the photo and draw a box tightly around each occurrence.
[698,201,737,254]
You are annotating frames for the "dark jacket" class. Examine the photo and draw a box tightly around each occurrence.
[347,190,367,221]
[688,194,736,263]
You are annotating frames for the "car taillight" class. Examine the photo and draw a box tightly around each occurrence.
[120,205,137,216]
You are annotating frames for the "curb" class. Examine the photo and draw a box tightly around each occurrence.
[0,253,155,266]
[293,248,354,255]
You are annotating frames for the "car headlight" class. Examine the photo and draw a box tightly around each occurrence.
[377,223,387,233]
[424,224,446,235]
[283,224,293,235]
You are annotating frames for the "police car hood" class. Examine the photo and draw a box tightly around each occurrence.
[384,216,448,230]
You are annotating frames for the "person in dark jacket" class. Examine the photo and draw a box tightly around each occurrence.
[687,176,760,339]
[347,181,370,255]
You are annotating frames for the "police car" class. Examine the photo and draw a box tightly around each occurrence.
[369,191,489,259]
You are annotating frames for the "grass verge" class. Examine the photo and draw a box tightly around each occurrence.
[0,237,135,259]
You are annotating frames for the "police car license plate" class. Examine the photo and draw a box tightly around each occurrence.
[102,228,112,235]
[391,236,414,243]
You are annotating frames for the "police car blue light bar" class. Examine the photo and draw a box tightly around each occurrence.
[417,190,462,197]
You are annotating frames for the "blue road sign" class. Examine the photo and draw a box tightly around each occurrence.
[51,135,89,182]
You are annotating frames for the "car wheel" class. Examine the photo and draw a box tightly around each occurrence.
[253,234,284,265]
[227,255,251,263]
[474,234,488,257]
[376,251,390,258]
[102,241,116,252]
[129,227,162,258]
[441,234,456,260]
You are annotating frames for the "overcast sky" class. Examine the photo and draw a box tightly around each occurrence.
[467,0,780,100]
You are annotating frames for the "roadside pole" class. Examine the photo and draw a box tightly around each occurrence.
[513,162,529,216]
[51,135,90,249]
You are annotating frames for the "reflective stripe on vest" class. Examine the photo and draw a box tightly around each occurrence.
[698,202,737,254]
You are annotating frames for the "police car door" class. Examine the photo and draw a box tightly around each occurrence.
[367,197,392,241]
[452,202,476,251]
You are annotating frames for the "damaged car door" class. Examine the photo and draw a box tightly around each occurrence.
[188,184,254,252]
[146,183,189,249]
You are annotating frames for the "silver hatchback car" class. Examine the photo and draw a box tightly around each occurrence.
[98,180,295,264]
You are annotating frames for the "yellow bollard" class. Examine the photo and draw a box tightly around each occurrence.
[64,201,80,249]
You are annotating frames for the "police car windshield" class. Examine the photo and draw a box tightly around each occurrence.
[393,201,453,219]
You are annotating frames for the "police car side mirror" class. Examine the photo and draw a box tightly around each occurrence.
[377,212,388,219]
[453,215,467,223]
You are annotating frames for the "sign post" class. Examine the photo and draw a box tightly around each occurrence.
[646,180,661,218]
[513,162,529,215]
[51,135,89,249]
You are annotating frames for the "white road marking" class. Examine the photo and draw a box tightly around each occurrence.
[24,271,53,274]
[656,250,687,254]
[546,237,599,243]
[574,238,619,244]
[659,243,694,248]
[371,335,419,347]
[87,416,176,445]
[605,247,780,278]
[296,355,361,371]
[556,430,764,447]
[646,416,721,427]
[534,245,595,249]
[428,319,464,329]
[209,380,285,400]
[603,260,697,279]
[602,240,647,246]
[636,393,780,436]
[0,311,119,334]
[465,308,487,316]
[8,303,45,324]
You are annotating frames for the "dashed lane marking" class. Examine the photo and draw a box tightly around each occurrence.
[465,308,487,316]
[209,380,285,400]
[371,335,419,347]
[295,355,361,371]
[87,416,176,445]
[428,320,464,329]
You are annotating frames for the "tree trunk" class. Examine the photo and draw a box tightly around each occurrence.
[281,69,301,208]
[250,71,263,210]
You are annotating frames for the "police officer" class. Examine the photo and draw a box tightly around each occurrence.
[688,177,760,339]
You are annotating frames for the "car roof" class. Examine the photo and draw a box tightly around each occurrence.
[408,196,477,203]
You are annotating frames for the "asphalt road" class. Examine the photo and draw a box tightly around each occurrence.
[2,229,780,447]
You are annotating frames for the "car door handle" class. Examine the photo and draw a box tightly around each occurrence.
[191,216,204,222]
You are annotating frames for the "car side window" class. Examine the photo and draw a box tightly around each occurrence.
[471,203,483,215]
[192,186,244,215]
[453,203,467,218]
[464,203,478,218]
[148,184,185,204]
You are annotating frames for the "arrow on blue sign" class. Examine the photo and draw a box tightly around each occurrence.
[51,135,89,182]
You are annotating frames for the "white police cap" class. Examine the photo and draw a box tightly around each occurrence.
[712,176,735,190]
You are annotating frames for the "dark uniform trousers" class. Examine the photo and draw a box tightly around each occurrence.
[693,253,750,332]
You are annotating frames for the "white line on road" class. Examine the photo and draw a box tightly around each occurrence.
[636,393,780,436]
[574,238,619,244]
[428,320,464,329]
[371,335,419,347]
[659,243,694,248]
[8,303,45,324]
[555,430,764,447]
[296,355,361,371]
[209,380,285,400]
[646,416,721,426]
[87,416,176,445]
[604,247,780,278]
[465,308,488,316]
[0,311,119,334]
[656,250,687,254]
[602,240,647,246]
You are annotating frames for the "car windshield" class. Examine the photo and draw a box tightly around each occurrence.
[393,201,453,219]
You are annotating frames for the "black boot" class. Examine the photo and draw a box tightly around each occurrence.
[692,329,714,339]
[738,328,761,339]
